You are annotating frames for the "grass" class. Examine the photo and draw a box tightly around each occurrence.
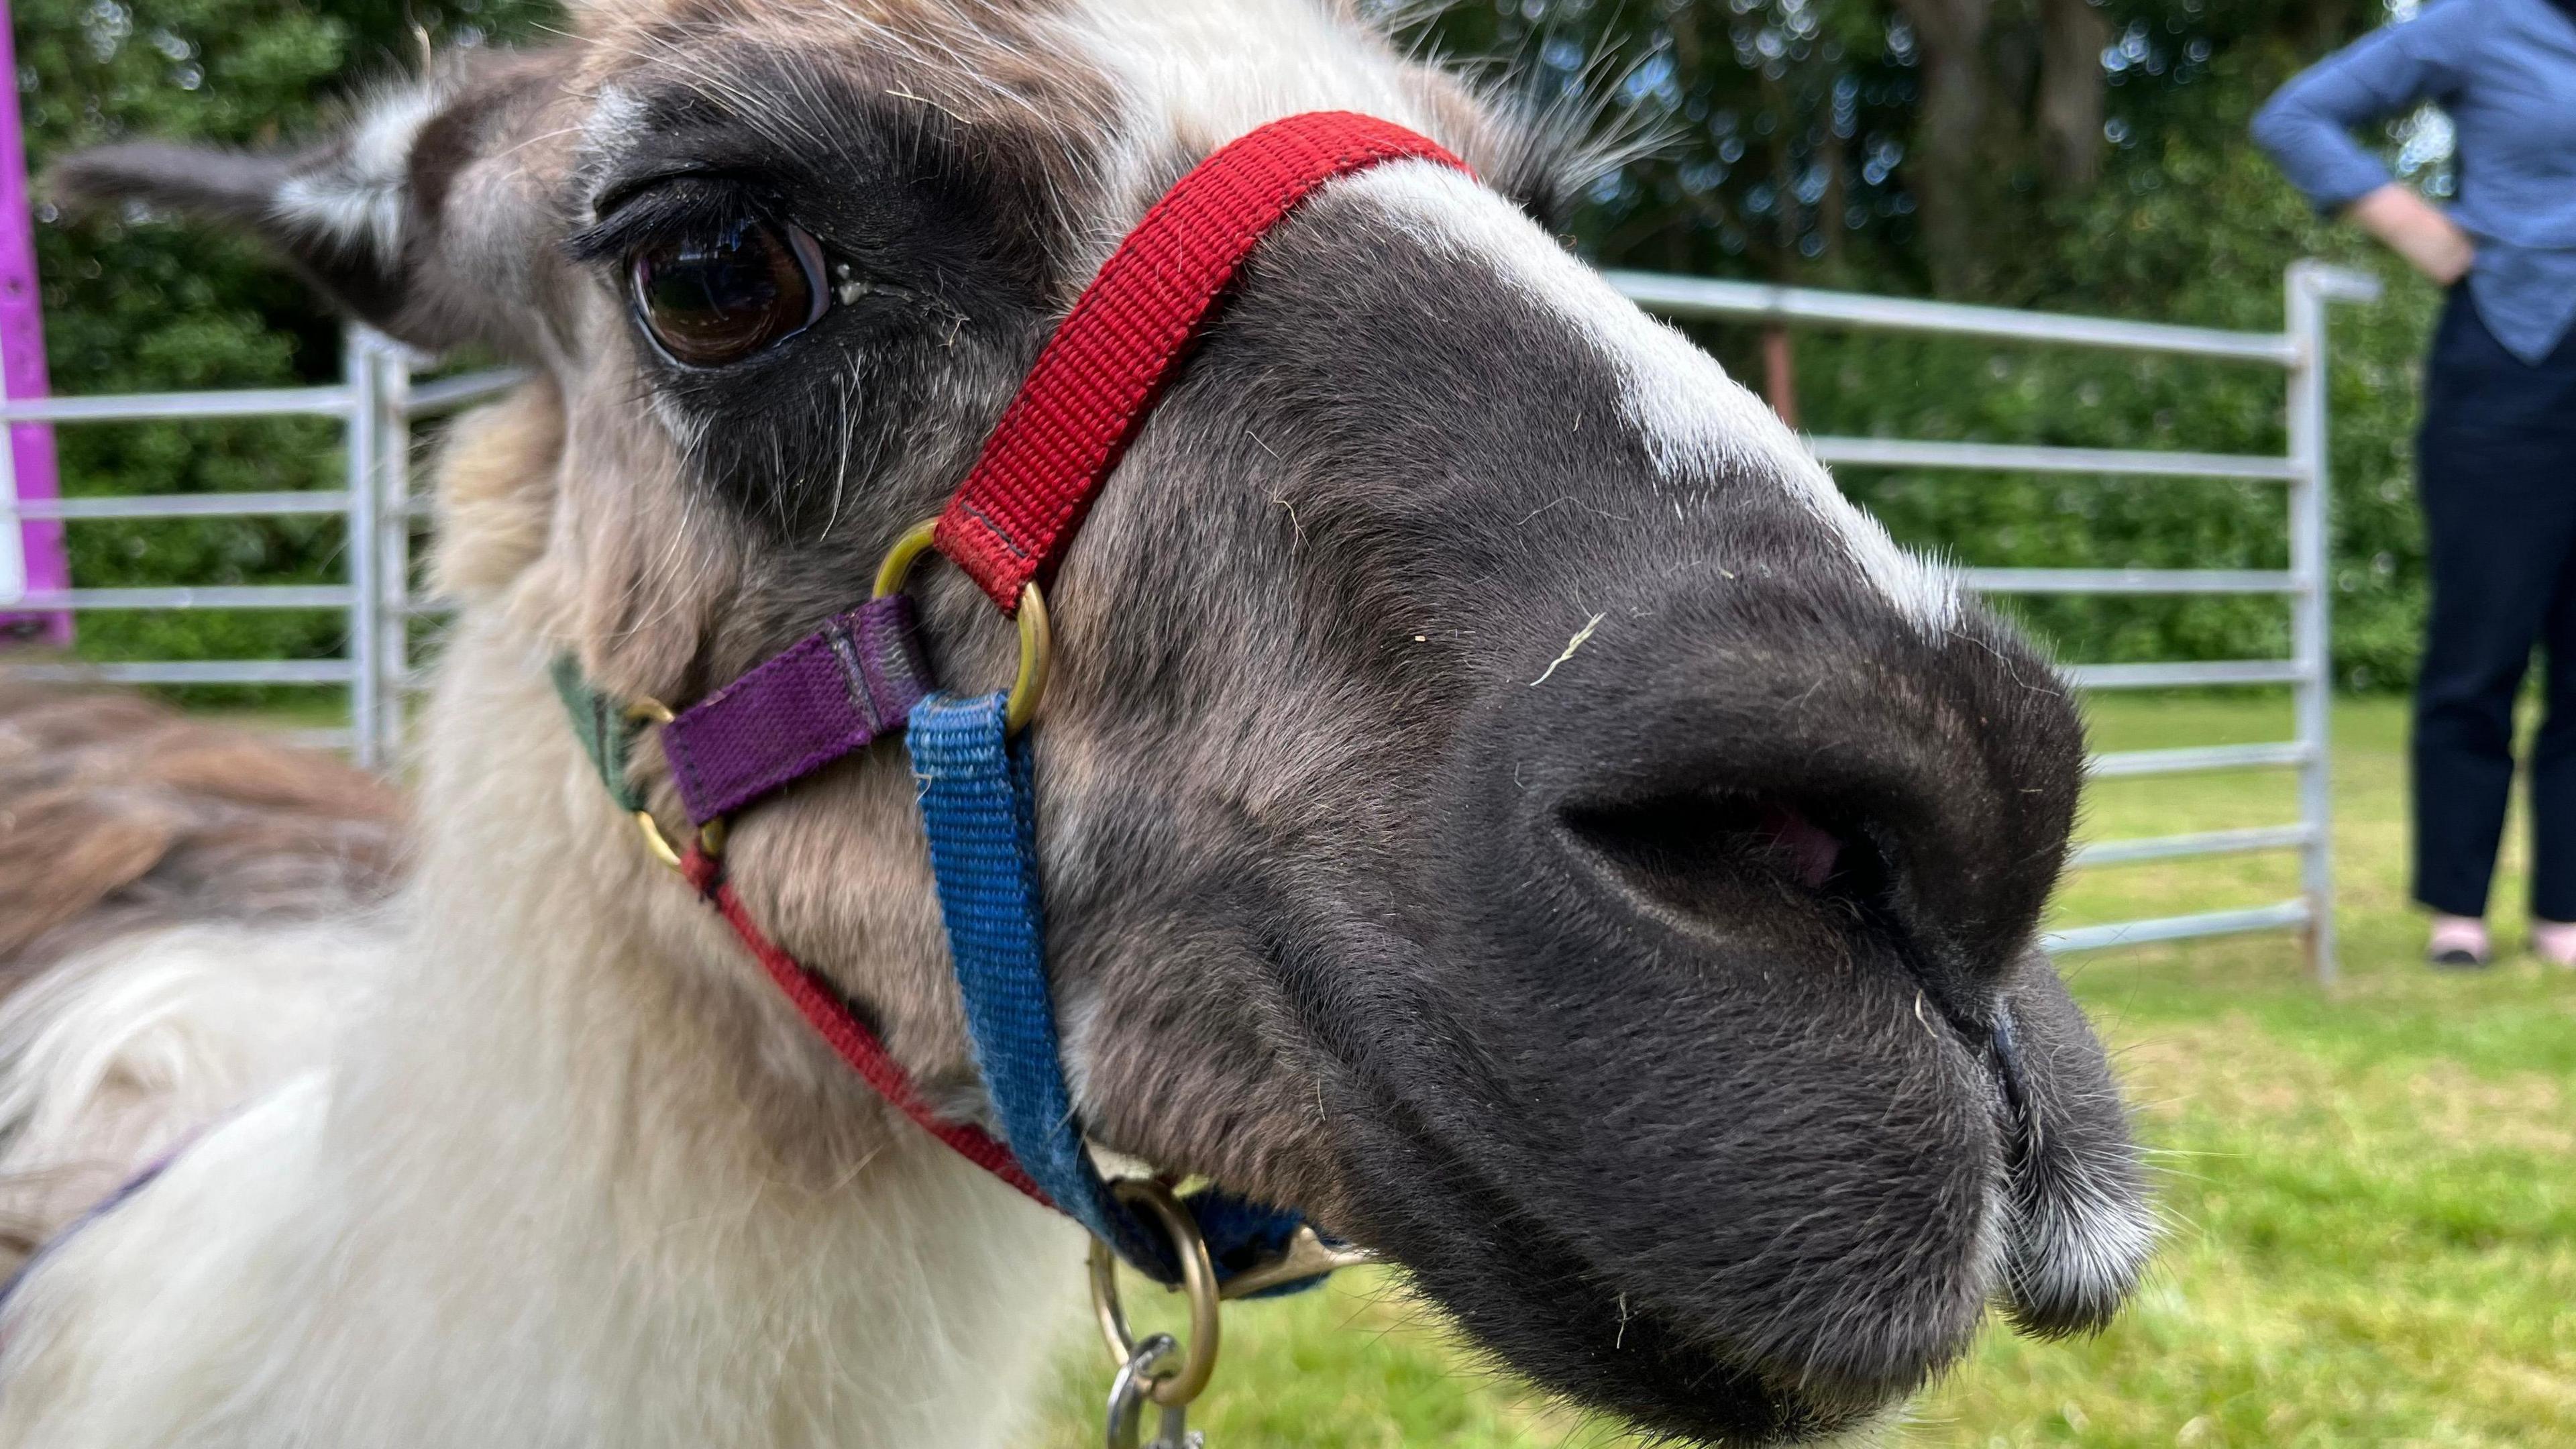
[1035,692,2576,1447]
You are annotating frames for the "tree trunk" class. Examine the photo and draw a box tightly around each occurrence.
[1896,0,1994,294]
[1762,325,1800,427]
[2039,0,2109,193]
[2304,0,2359,54]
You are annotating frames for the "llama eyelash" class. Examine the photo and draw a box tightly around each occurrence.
[564,175,782,264]
[568,181,956,333]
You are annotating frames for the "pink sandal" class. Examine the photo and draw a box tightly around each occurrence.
[2426,914,2491,970]
[2531,919,2576,969]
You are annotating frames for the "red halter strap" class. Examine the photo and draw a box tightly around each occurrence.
[934,111,1468,611]
[680,849,1051,1203]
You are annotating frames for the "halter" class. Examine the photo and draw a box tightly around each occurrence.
[562,113,1468,1325]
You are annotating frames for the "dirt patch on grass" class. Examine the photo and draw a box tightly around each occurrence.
[2405,1061,2575,1155]
[2112,1014,2320,1120]
[2109,1016,2575,1155]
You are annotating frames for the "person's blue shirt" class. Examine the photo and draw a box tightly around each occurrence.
[2252,0,2576,363]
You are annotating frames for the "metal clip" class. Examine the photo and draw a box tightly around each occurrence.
[1214,1224,1375,1301]
[1088,1180,1220,1408]
[1105,1336,1203,1449]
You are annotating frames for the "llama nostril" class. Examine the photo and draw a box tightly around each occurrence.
[1558,792,1876,930]
[1756,804,1842,890]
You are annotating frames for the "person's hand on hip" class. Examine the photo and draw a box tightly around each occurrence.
[2349,184,2477,286]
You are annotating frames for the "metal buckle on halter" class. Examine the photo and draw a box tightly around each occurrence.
[873,519,1051,736]
[623,697,728,871]
[1211,1224,1374,1301]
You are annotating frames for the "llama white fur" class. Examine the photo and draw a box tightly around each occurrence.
[273,82,443,258]
[0,13,1462,1440]
[1064,1,1956,634]
[0,616,1086,1448]
[0,920,348,1245]
[1342,162,1961,633]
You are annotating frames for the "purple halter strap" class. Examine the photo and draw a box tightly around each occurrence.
[660,593,933,826]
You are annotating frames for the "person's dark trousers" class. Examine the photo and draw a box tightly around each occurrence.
[2412,288,2576,920]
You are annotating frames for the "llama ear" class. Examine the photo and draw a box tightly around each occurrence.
[49,60,562,354]
[52,85,442,333]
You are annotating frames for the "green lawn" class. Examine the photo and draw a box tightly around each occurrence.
[1040,693,2576,1447]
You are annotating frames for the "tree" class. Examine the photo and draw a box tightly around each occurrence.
[1404,0,2426,686]
[23,0,2440,689]
[14,0,553,692]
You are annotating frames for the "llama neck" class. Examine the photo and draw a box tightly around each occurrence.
[309,619,1087,1446]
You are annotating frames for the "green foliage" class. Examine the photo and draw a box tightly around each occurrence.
[1968,11,2434,687]
[1410,0,2436,688]
[13,0,553,694]
[20,1,2444,689]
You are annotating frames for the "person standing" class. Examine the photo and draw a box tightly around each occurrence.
[2254,0,2576,969]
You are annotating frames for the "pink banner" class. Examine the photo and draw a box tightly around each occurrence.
[0,1,68,646]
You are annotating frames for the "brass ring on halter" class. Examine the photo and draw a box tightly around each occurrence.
[1087,1179,1221,1409]
[625,698,728,870]
[872,518,1052,737]
[631,810,729,872]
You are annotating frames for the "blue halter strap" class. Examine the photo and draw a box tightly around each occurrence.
[908,690,1312,1287]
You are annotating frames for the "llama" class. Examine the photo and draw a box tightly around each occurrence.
[0,2,2153,1444]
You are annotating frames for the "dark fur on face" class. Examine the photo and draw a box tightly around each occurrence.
[1026,191,2141,1438]
[44,3,2153,1442]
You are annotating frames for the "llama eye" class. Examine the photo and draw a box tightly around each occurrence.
[630,216,826,366]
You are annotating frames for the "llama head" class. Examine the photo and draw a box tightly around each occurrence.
[54,2,2153,1440]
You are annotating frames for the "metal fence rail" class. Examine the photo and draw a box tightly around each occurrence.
[0,264,2377,980]
[0,330,516,761]
[1611,261,2379,981]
